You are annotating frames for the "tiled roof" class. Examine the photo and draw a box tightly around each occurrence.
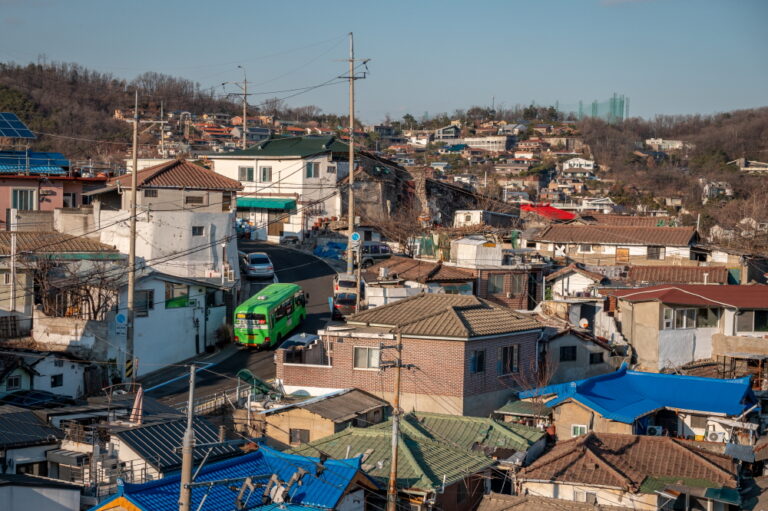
[627,265,729,285]
[290,414,500,490]
[363,256,474,284]
[346,294,540,339]
[607,284,768,308]
[0,405,63,449]
[545,263,606,283]
[478,492,626,511]
[579,214,672,227]
[519,433,737,493]
[99,446,363,511]
[109,159,242,191]
[113,417,241,472]
[519,364,756,424]
[217,135,349,158]
[260,388,388,423]
[0,231,117,255]
[495,400,551,418]
[534,224,696,246]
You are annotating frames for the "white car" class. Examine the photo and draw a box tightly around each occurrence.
[243,252,275,279]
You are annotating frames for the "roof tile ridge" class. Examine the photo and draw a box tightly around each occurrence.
[520,436,583,474]
[582,437,638,492]
[666,437,735,485]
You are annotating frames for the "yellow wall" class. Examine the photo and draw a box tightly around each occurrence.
[553,401,632,439]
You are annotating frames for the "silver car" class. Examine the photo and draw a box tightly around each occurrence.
[243,252,274,278]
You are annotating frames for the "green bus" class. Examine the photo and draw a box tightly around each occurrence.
[234,283,308,348]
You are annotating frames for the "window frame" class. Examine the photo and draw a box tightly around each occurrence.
[11,188,36,211]
[184,195,205,206]
[571,424,587,437]
[470,349,486,374]
[135,289,154,317]
[259,166,272,183]
[50,374,64,388]
[487,274,504,295]
[326,165,336,174]
[498,345,519,375]
[560,346,577,362]
[647,246,665,260]
[143,189,158,198]
[589,352,604,365]
[192,226,205,237]
[305,162,319,178]
[288,428,310,446]
[353,346,380,370]
[6,374,21,390]
[238,166,255,182]
[165,283,190,309]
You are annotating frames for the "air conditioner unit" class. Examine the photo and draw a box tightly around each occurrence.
[707,431,725,442]
[646,426,662,436]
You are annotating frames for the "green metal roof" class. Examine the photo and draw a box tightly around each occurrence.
[237,197,296,210]
[223,135,349,158]
[290,412,544,492]
[495,399,551,417]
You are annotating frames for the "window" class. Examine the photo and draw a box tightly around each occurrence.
[305,162,319,178]
[578,244,592,253]
[6,374,21,390]
[696,308,720,328]
[63,192,77,208]
[54,359,64,367]
[464,214,472,223]
[12,189,35,210]
[165,283,189,308]
[51,374,63,388]
[470,349,486,374]
[488,274,504,294]
[192,226,205,236]
[498,345,519,374]
[647,246,665,260]
[143,189,158,198]
[690,415,708,429]
[738,310,768,332]
[589,352,604,365]
[511,274,525,296]
[185,195,204,205]
[238,166,255,182]
[571,424,587,437]
[354,347,380,370]
[136,289,154,317]
[663,307,674,329]
[3,273,10,285]
[560,346,577,362]
[674,308,696,329]
[222,192,232,212]
[289,428,310,445]
[327,165,336,174]
[259,166,272,182]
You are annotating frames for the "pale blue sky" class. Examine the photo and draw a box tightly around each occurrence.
[1,0,766,122]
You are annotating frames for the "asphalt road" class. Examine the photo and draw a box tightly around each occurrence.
[145,241,336,404]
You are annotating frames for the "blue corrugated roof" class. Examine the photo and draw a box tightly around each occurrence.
[90,445,364,511]
[519,364,756,424]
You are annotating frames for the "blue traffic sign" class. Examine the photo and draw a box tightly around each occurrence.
[351,232,361,242]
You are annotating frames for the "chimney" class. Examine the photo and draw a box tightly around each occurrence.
[218,425,227,442]
[703,272,709,285]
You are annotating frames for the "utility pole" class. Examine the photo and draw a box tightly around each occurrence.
[346,32,356,275]
[179,364,196,511]
[126,91,139,384]
[159,101,166,158]
[224,67,252,151]
[386,333,403,511]
[9,230,16,313]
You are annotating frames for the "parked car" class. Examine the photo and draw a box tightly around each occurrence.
[332,293,358,320]
[343,242,393,268]
[333,273,358,296]
[242,252,275,278]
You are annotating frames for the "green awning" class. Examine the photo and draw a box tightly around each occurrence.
[237,197,296,210]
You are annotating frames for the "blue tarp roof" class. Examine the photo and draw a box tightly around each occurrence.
[90,445,365,511]
[519,364,756,424]
[0,151,69,175]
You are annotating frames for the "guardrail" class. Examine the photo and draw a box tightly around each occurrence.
[171,385,254,415]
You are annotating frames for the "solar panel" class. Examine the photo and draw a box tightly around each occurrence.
[0,112,36,139]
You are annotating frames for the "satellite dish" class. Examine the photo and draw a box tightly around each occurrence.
[579,318,589,329]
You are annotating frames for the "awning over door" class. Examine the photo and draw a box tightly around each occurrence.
[237,197,296,210]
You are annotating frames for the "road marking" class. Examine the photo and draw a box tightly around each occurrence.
[144,362,216,393]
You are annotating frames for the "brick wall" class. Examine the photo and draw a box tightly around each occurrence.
[276,329,540,415]
[475,269,542,309]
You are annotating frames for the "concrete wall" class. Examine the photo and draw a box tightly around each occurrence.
[276,330,540,417]
[31,356,85,398]
[121,188,233,214]
[544,333,615,384]
[0,271,33,318]
[0,484,80,511]
[32,308,107,360]
[6,444,55,474]
[619,301,660,371]
[713,332,768,357]
[96,208,240,281]
[262,408,338,449]
[0,367,31,394]
[520,481,660,510]
[552,401,633,439]
[550,273,595,299]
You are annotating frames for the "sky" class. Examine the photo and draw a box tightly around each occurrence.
[1,0,766,123]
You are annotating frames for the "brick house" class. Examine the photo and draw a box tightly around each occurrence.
[275,294,542,417]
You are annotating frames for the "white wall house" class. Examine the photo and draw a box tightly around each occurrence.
[562,157,595,171]
[207,135,350,241]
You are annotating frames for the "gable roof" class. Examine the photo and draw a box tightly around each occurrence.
[113,417,241,472]
[545,263,606,283]
[363,256,474,284]
[214,135,349,158]
[109,159,242,191]
[535,224,696,246]
[345,293,540,339]
[93,445,365,511]
[290,413,530,491]
[259,388,388,423]
[578,214,672,227]
[627,265,729,285]
[518,433,736,494]
[0,405,62,449]
[607,284,768,309]
[519,364,756,424]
